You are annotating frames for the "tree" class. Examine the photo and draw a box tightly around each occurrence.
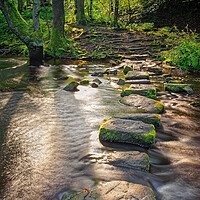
[114,0,119,27]
[48,0,65,56]
[0,0,43,66]
[76,0,86,25]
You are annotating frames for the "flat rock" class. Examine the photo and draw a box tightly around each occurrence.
[99,118,156,147]
[118,113,161,128]
[125,80,151,84]
[125,71,149,80]
[103,151,150,171]
[97,181,155,200]
[164,83,194,94]
[120,94,164,114]
[121,85,156,99]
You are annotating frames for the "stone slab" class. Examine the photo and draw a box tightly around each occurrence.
[120,94,164,114]
[125,71,149,80]
[99,118,156,147]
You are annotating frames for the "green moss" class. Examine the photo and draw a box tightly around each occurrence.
[123,66,133,74]
[169,80,183,84]
[190,101,200,107]
[165,85,183,92]
[154,101,164,113]
[80,78,89,85]
[121,88,156,99]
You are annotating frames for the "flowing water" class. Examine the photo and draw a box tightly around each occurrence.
[0,59,200,200]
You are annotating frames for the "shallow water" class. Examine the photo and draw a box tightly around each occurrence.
[0,60,200,200]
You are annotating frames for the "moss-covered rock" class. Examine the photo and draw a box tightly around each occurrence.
[80,78,90,85]
[119,113,161,128]
[121,85,157,99]
[91,82,98,88]
[63,81,79,91]
[190,101,200,107]
[99,118,156,147]
[120,94,164,114]
[125,71,149,80]
[168,80,183,84]
[123,66,133,74]
[117,78,126,85]
[165,83,193,94]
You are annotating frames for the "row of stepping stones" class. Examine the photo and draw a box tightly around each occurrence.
[59,59,194,200]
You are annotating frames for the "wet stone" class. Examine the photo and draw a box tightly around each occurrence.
[91,82,99,88]
[63,81,79,91]
[125,80,151,84]
[123,66,133,74]
[120,94,164,114]
[164,83,194,94]
[93,78,102,85]
[118,113,161,128]
[99,118,156,147]
[121,84,157,99]
[80,79,90,85]
[125,71,149,80]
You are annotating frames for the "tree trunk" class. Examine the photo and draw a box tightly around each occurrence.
[76,0,86,25]
[0,0,43,66]
[48,0,65,56]
[33,0,40,31]
[89,0,93,20]
[18,0,23,13]
[114,0,119,27]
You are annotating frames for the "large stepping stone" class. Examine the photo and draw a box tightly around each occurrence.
[121,84,156,99]
[61,181,156,200]
[164,83,194,94]
[63,81,79,91]
[97,181,155,200]
[118,113,161,128]
[117,79,150,85]
[103,151,150,171]
[99,118,156,147]
[125,71,149,80]
[120,94,164,114]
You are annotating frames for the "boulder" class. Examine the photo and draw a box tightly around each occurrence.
[119,113,161,128]
[63,81,79,91]
[99,118,156,147]
[120,94,164,114]
[164,83,193,94]
[91,82,99,88]
[117,79,126,85]
[55,75,69,80]
[125,71,149,80]
[80,79,90,85]
[121,85,157,99]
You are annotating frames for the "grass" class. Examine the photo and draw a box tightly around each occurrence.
[0,60,19,69]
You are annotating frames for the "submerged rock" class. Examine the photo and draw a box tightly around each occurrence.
[165,83,193,94]
[121,85,157,99]
[80,79,90,85]
[93,78,102,85]
[104,151,150,171]
[119,113,161,128]
[55,75,69,80]
[117,78,126,85]
[63,81,79,91]
[120,94,164,114]
[91,72,104,77]
[91,82,99,88]
[97,181,156,200]
[125,71,149,80]
[99,118,156,147]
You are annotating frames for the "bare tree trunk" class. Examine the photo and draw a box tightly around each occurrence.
[114,0,119,27]
[33,0,40,31]
[0,0,43,66]
[76,0,86,25]
[89,0,93,20]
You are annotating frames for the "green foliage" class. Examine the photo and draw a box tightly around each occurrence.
[161,30,200,72]
[0,60,18,69]
[129,23,155,32]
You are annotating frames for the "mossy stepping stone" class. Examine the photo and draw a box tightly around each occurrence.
[119,113,161,128]
[80,79,90,85]
[125,71,149,80]
[121,85,156,99]
[165,83,193,94]
[63,81,79,91]
[120,94,164,114]
[123,66,133,74]
[99,118,156,147]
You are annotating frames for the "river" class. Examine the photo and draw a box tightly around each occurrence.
[0,59,200,200]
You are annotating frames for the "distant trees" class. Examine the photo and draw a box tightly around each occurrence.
[76,0,86,25]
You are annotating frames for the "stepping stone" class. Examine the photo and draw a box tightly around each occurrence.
[121,85,156,99]
[97,181,156,200]
[80,79,89,85]
[123,66,133,74]
[120,94,164,114]
[103,151,150,171]
[125,80,151,84]
[63,81,79,91]
[125,71,149,80]
[99,118,156,147]
[118,113,161,128]
[164,83,194,94]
